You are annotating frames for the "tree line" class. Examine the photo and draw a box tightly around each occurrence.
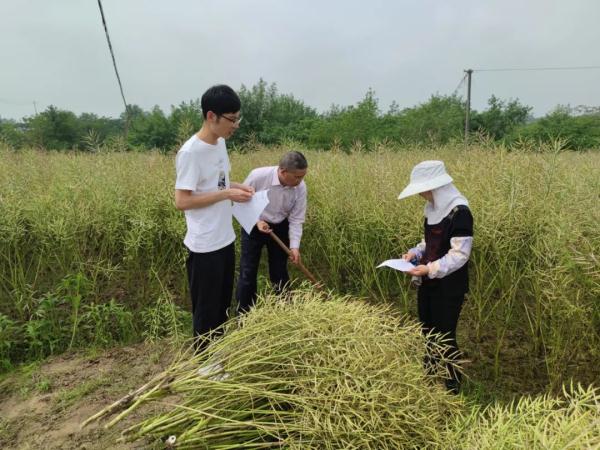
[1,79,599,151]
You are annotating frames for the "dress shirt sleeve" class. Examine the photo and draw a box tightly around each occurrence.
[243,168,259,188]
[288,184,307,249]
[409,239,426,261]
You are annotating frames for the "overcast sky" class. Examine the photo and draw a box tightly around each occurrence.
[1,0,599,120]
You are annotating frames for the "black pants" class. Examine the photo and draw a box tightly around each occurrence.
[186,243,235,346]
[235,220,290,313]
[417,281,465,390]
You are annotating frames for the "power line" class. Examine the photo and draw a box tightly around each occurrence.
[460,63,600,145]
[474,65,600,73]
[451,73,468,97]
[97,0,128,113]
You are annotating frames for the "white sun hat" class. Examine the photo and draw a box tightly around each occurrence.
[397,160,453,200]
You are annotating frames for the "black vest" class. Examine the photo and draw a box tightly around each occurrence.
[422,205,472,295]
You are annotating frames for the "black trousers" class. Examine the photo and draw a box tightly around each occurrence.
[235,220,290,313]
[186,243,235,345]
[417,281,465,388]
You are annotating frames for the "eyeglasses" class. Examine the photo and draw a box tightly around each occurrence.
[219,114,243,125]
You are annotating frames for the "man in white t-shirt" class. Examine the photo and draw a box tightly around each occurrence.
[174,85,254,348]
[235,151,308,313]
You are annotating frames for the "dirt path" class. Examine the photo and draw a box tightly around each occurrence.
[0,342,175,449]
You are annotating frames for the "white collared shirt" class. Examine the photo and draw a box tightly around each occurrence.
[243,166,307,249]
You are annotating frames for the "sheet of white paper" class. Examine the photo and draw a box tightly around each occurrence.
[377,259,415,272]
[232,189,270,234]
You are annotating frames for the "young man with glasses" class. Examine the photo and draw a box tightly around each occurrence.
[175,84,254,349]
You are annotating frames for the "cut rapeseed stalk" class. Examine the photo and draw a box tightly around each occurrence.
[86,288,463,449]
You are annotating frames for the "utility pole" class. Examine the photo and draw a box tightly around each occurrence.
[464,69,473,145]
[33,101,38,115]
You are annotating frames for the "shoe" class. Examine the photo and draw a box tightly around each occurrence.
[444,379,461,395]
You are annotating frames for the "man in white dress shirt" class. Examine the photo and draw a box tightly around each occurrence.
[235,151,308,313]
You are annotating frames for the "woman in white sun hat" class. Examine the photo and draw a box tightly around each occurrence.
[399,160,473,395]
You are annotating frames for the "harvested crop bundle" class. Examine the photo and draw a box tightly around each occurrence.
[85,288,463,449]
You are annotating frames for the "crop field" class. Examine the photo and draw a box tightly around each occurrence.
[0,142,598,448]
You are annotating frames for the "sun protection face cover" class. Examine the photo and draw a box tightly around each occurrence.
[397,160,453,200]
[424,183,469,225]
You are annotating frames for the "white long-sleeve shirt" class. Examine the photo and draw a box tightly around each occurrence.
[410,237,473,279]
[244,166,307,249]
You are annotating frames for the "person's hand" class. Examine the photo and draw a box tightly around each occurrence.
[290,248,301,265]
[239,184,255,195]
[228,188,253,203]
[402,251,417,262]
[257,220,271,233]
[408,264,429,277]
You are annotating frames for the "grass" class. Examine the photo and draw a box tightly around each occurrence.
[0,417,14,444]
[0,361,42,398]
[53,376,113,412]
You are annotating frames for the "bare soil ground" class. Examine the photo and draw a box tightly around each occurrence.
[0,342,175,450]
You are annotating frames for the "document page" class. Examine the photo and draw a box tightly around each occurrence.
[377,259,415,272]
[232,189,270,234]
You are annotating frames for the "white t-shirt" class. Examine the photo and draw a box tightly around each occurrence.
[175,135,235,253]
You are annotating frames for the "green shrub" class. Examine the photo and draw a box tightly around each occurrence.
[0,313,23,370]
[141,294,190,343]
[25,294,71,359]
[79,299,136,348]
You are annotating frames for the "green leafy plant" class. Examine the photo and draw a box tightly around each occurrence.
[0,313,22,370]
[141,294,190,343]
[25,294,70,359]
[59,272,91,350]
[79,299,135,348]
